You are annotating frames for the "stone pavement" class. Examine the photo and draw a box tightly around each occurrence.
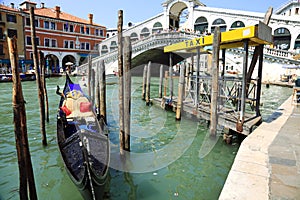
[219,96,300,200]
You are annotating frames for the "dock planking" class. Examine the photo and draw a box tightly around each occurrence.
[153,97,262,135]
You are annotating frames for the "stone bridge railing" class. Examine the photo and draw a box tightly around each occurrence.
[77,32,200,74]
[230,46,300,65]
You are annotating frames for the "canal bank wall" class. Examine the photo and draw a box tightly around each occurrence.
[219,95,300,199]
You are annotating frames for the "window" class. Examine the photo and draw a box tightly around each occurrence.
[0,13,2,21]
[51,22,56,30]
[64,23,69,31]
[44,21,49,29]
[51,39,57,47]
[86,27,89,35]
[64,40,69,48]
[296,8,299,15]
[0,44,3,55]
[0,28,3,39]
[69,41,74,49]
[100,29,103,36]
[85,43,90,50]
[26,18,39,27]
[26,36,39,46]
[81,42,85,49]
[95,29,99,36]
[26,36,32,45]
[44,38,50,47]
[25,18,30,26]
[69,24,74,32]
[7,29,17,38]
[81,26,85,34]
[6,14,16,23]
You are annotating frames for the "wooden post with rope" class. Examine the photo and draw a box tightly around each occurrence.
[30,7,47,145]
[9,36,38,200]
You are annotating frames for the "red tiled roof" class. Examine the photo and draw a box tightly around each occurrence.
[0,4,19,12]
[23,7,105,28]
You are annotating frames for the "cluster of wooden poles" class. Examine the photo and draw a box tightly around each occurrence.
[8,7,49,200]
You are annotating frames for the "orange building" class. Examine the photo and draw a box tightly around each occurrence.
[0,3,25,73]
[1,1,106,74]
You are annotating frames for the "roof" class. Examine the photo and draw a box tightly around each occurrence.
[23,7,105,28]
[0,4,19,12]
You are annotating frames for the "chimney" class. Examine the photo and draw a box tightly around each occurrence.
[41,2,44,8]
[88,13,93,24]
[10,3,14,9]
[55,6,60,18]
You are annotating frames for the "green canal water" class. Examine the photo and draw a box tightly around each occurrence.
[0,76,292,200]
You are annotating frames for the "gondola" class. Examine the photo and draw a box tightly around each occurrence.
[57,74,109,200]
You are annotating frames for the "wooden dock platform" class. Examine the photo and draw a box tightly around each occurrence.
[152,97,262,135]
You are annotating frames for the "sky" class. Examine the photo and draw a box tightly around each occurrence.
[1,0,286,28]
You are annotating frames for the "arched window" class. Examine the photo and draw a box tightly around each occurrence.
[230,21,245,30]
[140,27,150,38]
[110,41,117,51]
[274,27,291,50]
[130,32,139,42]
[152,22,163,33]
[211,18,227,33]
[294,34,300,50]
[101,45,108,55]
[194,17,208,34]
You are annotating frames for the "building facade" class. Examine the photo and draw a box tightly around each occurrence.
[100,0,300,54]
[0,3,25,74]
[0,1,106,74]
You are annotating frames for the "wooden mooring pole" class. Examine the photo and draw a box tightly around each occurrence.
[30,7,47,145]
[159,65,163,98]
[210,27,221,137]
[9,36,38,200]
[87,55,92,98]
[142,64,147,100]
[145,61,151,105]
[99,59,107,123]
[39,51,49,122]
[169,53,173,99]
[118,10,125,155]
[176,62,186,120]
[124,36,132,151]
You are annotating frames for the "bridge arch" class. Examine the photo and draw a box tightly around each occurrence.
[274,27,291,50]
[168,1,188,30]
